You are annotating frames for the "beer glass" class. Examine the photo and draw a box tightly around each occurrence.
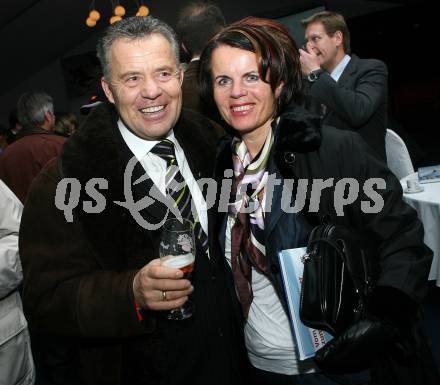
[159,218,195,320]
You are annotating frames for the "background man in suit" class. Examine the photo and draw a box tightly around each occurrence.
[176,1,226,133]
[19,16,247,385]
[299,11,388,161]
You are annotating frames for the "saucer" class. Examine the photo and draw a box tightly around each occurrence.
[404,185,424,194]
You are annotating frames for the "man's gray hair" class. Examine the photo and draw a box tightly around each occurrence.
[17,91,54,128]
[97,16,180,81]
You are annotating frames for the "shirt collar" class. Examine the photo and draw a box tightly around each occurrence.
[117,119,177,160]
[330,54,351,82]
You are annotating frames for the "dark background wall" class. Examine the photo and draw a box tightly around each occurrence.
[347,3,439,167]
[0,0,438,167]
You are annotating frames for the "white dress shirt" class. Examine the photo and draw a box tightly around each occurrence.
[330,54,351,82]
[118,120,208,236]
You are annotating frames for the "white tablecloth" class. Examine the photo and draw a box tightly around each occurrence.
[401,172,440,287]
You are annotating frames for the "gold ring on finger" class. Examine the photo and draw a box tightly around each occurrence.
[162,291,167,301]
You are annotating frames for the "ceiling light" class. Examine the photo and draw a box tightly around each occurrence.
[114,5,126,17]
[110,15,122,24]
[85,1,150,27]
[89,9,101,21]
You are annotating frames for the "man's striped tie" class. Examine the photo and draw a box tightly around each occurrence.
[150,139,209,255]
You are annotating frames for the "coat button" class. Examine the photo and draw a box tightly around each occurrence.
[271,264,280,274]
[284,151,295,164]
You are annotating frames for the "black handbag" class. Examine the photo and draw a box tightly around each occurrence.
[299,223,374,336]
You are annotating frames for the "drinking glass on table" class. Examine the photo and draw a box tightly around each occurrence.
[159,218,195,320]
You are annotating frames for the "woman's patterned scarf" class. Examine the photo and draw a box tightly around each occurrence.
[229,127,274,317]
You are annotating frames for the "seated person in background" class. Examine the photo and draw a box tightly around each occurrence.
[0,179,35,384]
[299,11,388,162]
[198,16,438,385]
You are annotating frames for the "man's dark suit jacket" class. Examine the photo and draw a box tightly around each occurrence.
[308,54,388,161]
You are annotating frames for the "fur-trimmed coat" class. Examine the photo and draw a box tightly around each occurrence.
[19,103,248,385]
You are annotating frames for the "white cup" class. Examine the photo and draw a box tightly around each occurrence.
[407,179,420,192]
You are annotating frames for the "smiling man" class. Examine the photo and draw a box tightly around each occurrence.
[299,11,388,162]
[19,16,248,385]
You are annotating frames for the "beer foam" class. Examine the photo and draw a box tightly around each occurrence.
[162,253,195,269]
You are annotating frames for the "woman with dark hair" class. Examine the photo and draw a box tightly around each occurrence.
[199,17,437,385]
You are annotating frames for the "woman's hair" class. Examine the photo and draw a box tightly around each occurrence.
[198,16,304,115]
[54,112,78,137]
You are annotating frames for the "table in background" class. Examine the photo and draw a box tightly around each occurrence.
[400,172,440,287]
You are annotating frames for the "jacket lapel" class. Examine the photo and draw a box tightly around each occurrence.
[263,155,284,239]
[336,54,358,87]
